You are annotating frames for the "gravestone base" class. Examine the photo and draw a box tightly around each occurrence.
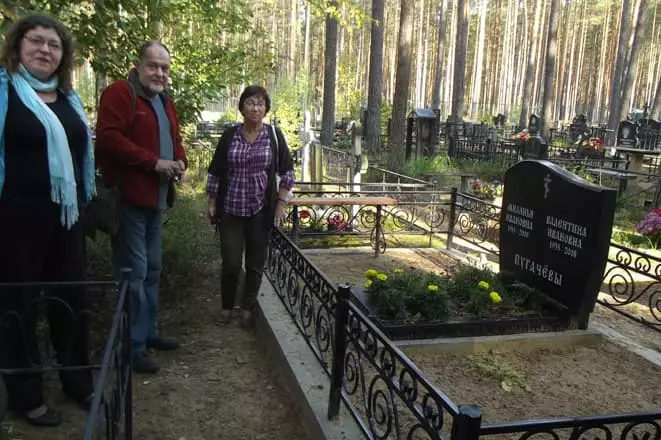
[350,288,570,341]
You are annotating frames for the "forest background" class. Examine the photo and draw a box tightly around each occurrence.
[1,0,660,170]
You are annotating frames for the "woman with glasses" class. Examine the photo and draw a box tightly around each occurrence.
[206,85,295,327]
[0,14,96,426]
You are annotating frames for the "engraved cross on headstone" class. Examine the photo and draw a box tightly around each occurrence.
[544,174,552,199]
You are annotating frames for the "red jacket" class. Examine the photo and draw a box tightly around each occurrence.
[95,70,188,209]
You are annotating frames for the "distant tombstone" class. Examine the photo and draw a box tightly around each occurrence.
[521,135,548,159]
[499,160,616,329]
[616,120,637,148]
[493,113,507,127]
[528,114,541,135]
[568,114,589,143]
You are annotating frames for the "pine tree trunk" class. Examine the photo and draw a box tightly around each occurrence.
[541,0,560,136]
[519,0,542,128]
[471,0,488,115]
[289,0,297,79]
[388,0,415,172]
[320,7,339,146]
[366,0,385,153]
[607,0,633,132]
[431,0,448,109]
[651,78,661,119]
[618,0,650,122]
[595,0,611,123]
[451,0,469,122]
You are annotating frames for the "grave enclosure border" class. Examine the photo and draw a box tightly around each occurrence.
[0,275,133,439]
[268,196,661,439]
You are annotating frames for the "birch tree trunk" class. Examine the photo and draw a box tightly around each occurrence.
[541,0,560,136]
[451,0,469,122]
[388,0,415,172]
[431,0,448,109]
[366,0,385,153]
[618,0,650,122]
[607,0,633,132]
[320,6,339,146]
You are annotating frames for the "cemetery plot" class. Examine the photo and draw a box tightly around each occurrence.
[405,341,661,425]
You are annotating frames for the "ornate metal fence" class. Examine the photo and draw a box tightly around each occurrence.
[265,227,661,440]
[283,186,456,252]
[0,275,132,439]
[82,274,132,439]
[478,411,661,440]
[328,286,464,440]
[450,194,501,255]
[600,243,661,333]
[265,228,338,374]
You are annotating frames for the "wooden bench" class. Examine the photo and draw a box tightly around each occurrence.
[288,196,398,257]
[585,167,638,195]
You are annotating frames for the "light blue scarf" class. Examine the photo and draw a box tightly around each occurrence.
[0,65,96,229]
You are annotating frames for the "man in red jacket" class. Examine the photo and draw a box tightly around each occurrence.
[96,41,187,374]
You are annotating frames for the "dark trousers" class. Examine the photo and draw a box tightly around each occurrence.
[219,210,271,311]
[0,197,93,412]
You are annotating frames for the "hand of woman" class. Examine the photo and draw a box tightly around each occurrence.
[274,200,287,227]
[208,198,217,225]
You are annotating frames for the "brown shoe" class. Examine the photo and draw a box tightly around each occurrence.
[217,309,232,325]
[240,310,254,328]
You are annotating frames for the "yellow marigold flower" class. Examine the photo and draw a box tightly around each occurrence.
[478,280,490,289]
[365,269,378,278]
[364,279,373,289]
[393,269,404,275]
[490,291,502,303]
[427,284,439,292]
[376,273,388,281]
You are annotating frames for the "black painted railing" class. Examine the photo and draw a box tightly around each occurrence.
[82,272,132,439]
[283,187,456,252]
[478,411,661,439]
[266,227,661,440]
[265,228,338,375]
[328,285,463,439]
[0,274,132,439]
[600,243,661,332]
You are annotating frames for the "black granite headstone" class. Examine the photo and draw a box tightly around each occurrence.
[521,135,548,159]
[528,114,541,134]
[499,160,616,329]
[617,120,637,148]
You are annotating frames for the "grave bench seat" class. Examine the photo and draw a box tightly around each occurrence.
[584,168,638,195]
[287,196,398,257]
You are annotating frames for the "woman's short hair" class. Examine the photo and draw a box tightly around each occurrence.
[0,13,75,91]
[238,85,271,115]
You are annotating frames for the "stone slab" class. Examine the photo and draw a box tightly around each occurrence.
[256,282,361,440]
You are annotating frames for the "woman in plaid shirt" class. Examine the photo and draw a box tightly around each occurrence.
[206,85,295,327]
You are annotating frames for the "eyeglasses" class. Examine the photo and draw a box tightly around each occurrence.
[24,35,62,52]
[244,100,266,108]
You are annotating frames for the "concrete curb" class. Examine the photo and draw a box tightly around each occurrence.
[397,329,604,354]
[255,282,360,440]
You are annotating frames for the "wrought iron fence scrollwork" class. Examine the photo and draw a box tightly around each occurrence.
[479,412,661,440]
[453,194,502,254]
[330,287,460,440]
[83,276,132,440]
[600,243,661,331]
[282,189,454,252]
[266,228,337,374]
[0,277,132,439]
